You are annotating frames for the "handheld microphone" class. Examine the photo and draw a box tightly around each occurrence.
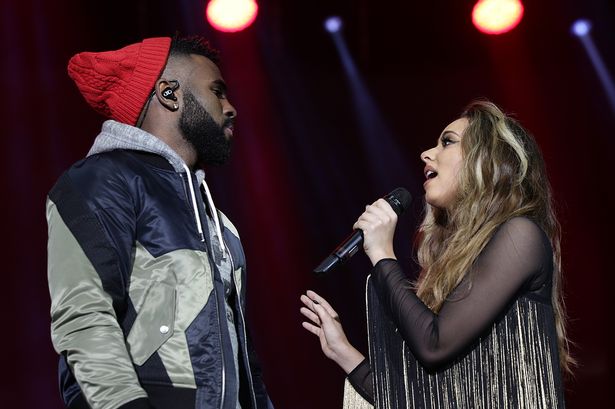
[313,187,412,275]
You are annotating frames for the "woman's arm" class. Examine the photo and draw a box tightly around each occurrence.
[300,290,366,373]
[371,217,551,369]
[300,290,374,403]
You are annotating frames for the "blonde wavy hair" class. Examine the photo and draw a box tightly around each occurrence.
[415,100,574,374]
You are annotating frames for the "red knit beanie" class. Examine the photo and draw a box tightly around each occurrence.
[67,37,172,125]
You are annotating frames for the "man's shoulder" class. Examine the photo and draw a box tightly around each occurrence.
[55,150,124,175]
[74,149,139,170]
[66,149,168,182]
[49,150,140,201]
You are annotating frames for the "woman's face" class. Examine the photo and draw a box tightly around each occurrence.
[421,117,468,210]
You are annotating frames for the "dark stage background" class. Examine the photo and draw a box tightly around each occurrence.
[3,0,614,407]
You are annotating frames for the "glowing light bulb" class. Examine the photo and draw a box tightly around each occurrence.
[206,0,259,33]
[324,16,342,33]
[472,0,524,35]
[571,19,591,37]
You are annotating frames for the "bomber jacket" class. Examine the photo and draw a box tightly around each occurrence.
[47,120,273,409]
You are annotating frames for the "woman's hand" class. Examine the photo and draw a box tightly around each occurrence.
[300,290,365,374]
[353,198,398,265]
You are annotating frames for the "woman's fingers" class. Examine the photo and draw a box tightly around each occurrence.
[366,199,394,217]
[353,201,397,231]
[350,199,399,265]
[373,198,396,213]
[301,294,323,316]
[300,294,315,309]
[353,212,379,230]
[300,291,363,369]
[313,304,338,328]
[301,321,321,337]
[301,292,336,330]
[305,289,321,301]
[300,306,320,325]
[367,200,397,223]
[305,290,340,319]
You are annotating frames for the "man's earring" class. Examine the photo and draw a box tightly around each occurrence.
[173,103,179,110]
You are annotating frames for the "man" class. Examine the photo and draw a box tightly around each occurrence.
[47,36,274,409]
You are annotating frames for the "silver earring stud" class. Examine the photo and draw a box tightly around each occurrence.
[173,103,178,110]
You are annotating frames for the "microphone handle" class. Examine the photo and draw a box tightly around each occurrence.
[313,230,363,275]
[312,187,411,276]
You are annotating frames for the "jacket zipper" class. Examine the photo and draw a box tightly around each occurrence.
[208,218,226,409]
[223,235,258,409]
[181,172,227,409]
[213,285,227,409]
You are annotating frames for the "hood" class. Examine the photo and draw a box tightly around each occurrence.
[87,120,205,183]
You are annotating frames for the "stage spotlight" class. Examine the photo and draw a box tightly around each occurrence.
[472,0,524,35]
[571,18,615,115]
[206,0,258,33]
[324,16,342,33]
[571,19,592,37]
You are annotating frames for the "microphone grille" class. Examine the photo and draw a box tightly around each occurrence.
[384,187,412,215]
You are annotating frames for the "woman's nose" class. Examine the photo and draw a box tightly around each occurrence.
[421,147,436,163]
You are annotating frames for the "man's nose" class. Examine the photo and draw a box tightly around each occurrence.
[223,100,236,119]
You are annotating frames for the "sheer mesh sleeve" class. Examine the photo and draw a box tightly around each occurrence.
[370,217,552,371]
[347,358,374,404]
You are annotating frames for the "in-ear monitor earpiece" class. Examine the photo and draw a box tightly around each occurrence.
[162,87,177,101]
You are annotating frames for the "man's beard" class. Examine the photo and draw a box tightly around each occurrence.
[179,91,232,166]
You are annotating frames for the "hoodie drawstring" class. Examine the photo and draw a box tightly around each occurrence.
[201,178,226,256]
[182,164,225,255]
[182,164,205,242]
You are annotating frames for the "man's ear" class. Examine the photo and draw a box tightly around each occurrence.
[154,79,180,111]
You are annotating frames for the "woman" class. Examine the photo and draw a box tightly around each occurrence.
[300,100,573,408]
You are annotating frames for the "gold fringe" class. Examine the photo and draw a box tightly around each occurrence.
[343,378,374,409]
[367,279,565,408]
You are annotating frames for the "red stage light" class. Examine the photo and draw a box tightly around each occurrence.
[206,0,259,33]
[472,0,524,35]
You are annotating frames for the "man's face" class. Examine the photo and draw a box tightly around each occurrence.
[179,90,233,165]
[179,55,236,165]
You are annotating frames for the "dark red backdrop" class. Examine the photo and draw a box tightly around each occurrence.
[2,0,613,407]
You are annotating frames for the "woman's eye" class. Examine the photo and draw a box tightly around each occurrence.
[441,137,452,147]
